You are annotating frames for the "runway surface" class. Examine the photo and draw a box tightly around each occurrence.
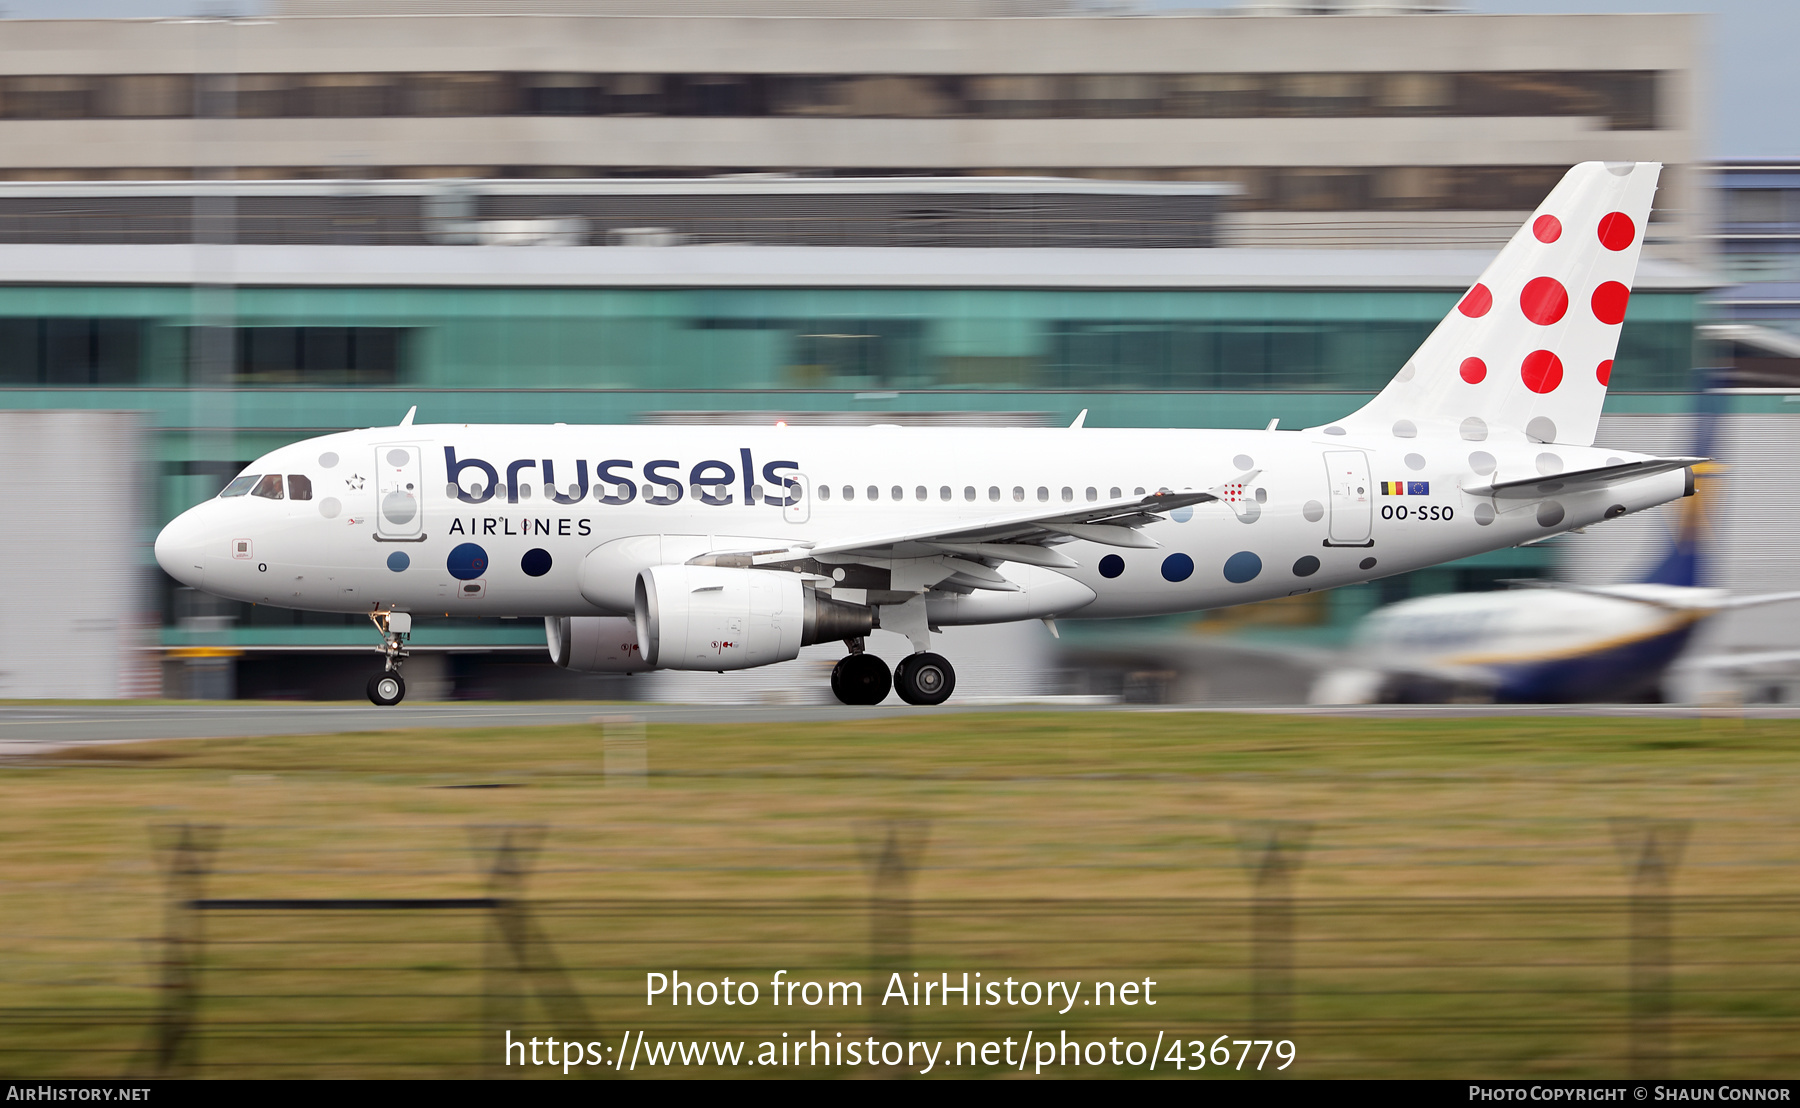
[2,699,1799,754]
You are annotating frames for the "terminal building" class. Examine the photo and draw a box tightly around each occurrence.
[0,2,1757,701]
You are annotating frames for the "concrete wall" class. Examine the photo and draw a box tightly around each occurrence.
[0,409,154,698]
[0,12,1702,255]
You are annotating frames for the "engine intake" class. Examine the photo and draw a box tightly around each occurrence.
[545,615,653,672]
[634,564,873,670]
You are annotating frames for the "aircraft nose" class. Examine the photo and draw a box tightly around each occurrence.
[154,508,210,589]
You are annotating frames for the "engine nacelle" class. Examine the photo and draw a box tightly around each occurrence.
[545,615,653,673]
[634,564,873,671]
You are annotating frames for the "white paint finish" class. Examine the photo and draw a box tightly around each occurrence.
[156,421,1688,625]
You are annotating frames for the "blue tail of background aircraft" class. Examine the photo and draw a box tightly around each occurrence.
[1640,380,1723,589]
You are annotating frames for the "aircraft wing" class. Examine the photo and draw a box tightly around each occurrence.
[1496,580,1800,613]
[1681,649,1800,672]
[805,486,1225,559]
[1705,590,1800,611]
[1463,456,1705,500]
[700,479,1250,592]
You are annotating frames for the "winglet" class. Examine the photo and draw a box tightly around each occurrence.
[399,405,417,427]
[1069,409,1087,429]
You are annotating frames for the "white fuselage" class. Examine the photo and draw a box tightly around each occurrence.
[155,422,1688,629]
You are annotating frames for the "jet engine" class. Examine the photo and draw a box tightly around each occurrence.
[634,564,872,670]
[545,615,654,673]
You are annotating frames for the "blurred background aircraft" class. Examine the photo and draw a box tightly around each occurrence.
[1307,401,1800,703]
[0,0,1795,705]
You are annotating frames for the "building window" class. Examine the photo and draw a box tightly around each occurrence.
[0,318,143,385]
[231,327,406,385]
[0,69,1668,129]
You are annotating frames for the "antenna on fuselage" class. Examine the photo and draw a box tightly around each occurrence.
[399,405,417,427]
[1069,409,1088,429]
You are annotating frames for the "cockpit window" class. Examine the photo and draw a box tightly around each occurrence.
[251,474,285,500]
[287,475,313,501]
[219,474,258,497]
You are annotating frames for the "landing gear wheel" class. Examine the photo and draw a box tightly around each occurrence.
[831,653,891,706]
[895,652,956,706]
[367,672,406,707]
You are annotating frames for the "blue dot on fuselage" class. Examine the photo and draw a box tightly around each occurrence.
[1223,551,1263,584]
[386,551,410,572]
[447,542,488,581]
[1098,554,1125,579]
[521,548,553,577]
[1160,553,1194,582]
[1171,506,1193,523]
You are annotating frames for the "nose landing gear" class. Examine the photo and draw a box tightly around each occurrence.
[367,671,406,707]
[366,610,412,706]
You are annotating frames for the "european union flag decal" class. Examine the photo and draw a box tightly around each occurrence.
[1407,481,1429,495]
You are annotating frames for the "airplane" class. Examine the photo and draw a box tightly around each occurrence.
[1309,404,1800,705]
[155,160,1703,708]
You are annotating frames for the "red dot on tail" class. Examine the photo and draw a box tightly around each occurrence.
[1459,357,1487,384]
[1520,276,1569,326]
[1591,281,1630,325]
[1598,212,1636,251]
[1597,359,1613,386]
[1533,215,1562,243]
[1522,350,1564,394]
[1458,283,1492,318]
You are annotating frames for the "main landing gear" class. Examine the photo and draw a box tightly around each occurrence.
[366,610,412,707]
[829,639,956,707]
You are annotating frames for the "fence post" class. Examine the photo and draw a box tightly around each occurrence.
[474,824,597,1076]
[1612,818,1690,1079]
[148,823,220,1076]
[1236,821,1311,1044]
[856,819,928,1059]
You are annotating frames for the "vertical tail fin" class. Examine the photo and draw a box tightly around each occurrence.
[1327,162,1661,447]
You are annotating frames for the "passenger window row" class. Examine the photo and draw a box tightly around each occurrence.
[814,484,1139,503]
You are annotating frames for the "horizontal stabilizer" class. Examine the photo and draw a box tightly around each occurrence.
[1466,456,1704,500]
